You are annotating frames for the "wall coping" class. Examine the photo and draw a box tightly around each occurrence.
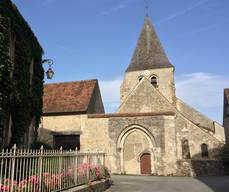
[63,179,111,192]
[88,112,175,119]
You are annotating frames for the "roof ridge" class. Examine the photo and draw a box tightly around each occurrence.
[44,79,98,86]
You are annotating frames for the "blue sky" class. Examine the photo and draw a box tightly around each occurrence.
[12,0,229,123]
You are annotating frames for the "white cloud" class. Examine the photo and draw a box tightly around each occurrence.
[176,72,229,108]
[176,72,229,123]
[101,4,126,15]
[181,19,229,37]
[100,0,138,16]
[99,72,229,122]
[157,0,209,25]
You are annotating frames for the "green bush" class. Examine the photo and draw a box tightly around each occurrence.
[32,140,53,150]
[216,144,229,161]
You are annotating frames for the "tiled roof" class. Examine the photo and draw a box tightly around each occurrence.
[126,16,173,72]
[225,89,229,102]
[43,80,97,114]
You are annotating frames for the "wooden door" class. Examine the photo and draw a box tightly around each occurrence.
[140,153,151,175]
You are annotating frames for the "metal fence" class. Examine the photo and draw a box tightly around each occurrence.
[0,145,106,192]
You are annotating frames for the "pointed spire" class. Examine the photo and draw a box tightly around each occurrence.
[126,16,174,72]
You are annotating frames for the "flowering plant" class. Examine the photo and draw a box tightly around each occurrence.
[0,163,110,192]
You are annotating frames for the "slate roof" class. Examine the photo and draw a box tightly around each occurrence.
[225,89,229,102]
[43,80,97,114]
[126,16,173,72]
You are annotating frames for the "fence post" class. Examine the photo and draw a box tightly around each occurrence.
[38,145,43,192]
[103,151,106,168]
[96,150,99,167]
[59,146,63,190]
[74,147,78,185]
[10,144,16,192]
[86,150,90,181]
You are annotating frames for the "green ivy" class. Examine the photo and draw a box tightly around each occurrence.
[0,0,44,148]
[0,15,11,147]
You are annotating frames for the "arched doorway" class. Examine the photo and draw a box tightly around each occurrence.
[140,153,151,175]
[117,125,156,175]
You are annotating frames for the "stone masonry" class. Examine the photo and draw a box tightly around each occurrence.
[39,16,226,176]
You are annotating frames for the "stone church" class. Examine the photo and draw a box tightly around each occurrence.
[39,17,226,176]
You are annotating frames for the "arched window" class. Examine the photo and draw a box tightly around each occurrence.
[138,76,144,82]
[151,76,158,87]
[182,139,191,159]
[201,143,208,158]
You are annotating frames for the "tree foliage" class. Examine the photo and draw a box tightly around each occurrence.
[217,144,229,161]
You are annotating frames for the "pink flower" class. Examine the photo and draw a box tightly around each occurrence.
[3,178,10,183]
[42,172,49,177]
[19,180,27,186]
[12,181,17,186]
[96,170,100,177]
[29,175,38,185]
[67,168,73,176]
[1,185,9,191]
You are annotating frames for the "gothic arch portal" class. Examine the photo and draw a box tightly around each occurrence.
[117,125,156,174]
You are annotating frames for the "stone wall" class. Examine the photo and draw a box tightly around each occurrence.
[39,99,225,176]
[39,115,110,150]
[39,115,84,146]
[214,121,226,142]
[64,179,111,192]
[177,160,224,176]
[176,99,225,143]
[107,115,176,175]
[80,117,109,152]
[175,114,223,161]
[191,160,224,176]
[176,98,215,132]
[120,68,175,104]
[118,77,175,114]
[39,111,225,176]
[176,160,192,176]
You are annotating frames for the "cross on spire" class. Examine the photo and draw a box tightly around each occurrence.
[145,0,150,16]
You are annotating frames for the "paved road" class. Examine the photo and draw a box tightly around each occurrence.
[106,175,229,192]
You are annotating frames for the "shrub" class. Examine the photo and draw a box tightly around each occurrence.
[31,140,53,149]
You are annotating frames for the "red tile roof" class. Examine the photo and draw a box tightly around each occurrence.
[43,80,97,114]
[225,89,229,102]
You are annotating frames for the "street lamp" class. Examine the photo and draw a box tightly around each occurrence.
[42,59,54,79]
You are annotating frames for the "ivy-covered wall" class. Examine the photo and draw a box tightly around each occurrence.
[0,0,44,148]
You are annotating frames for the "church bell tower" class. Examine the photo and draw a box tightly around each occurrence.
[120,16,176,104]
